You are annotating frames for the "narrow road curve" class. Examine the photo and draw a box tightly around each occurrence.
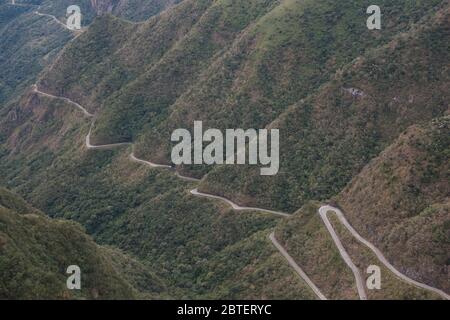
[174,171,202,182]
[32,85,93,117]
[129,153,201,182]
[269,232,327,300]
[33,86,202,181]
[129,152,172,169]
[85,124,131,150]
[320,205,450,300]
[319,207,367,300]
[34,10,71,30]
[190,189,290,217]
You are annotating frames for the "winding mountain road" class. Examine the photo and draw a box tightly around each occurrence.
[27,11,450,298]
[129,152,172,169]
[319,206,367,300]
[190,189,290,217]
[319,206,450,300]
[129,152,201,182]
[32,85,93,117]
[85,124,131,150]
[32,83,450,301]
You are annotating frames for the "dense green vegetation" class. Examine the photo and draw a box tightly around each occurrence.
[33,0,448,212]
[0,2,72,105]
[200,1,449,212]
[0,92,314,299]
[0,0,448,299]
[0,188,167,299]
[337,116,450,292]
[0,0,183,107]
[37,0,183,24]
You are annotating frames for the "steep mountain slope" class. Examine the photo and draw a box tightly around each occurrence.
[274,200,443,299]
[93,0,184,22]
[326,212,442,300]
[33,0,448,188]
[35,0,446,155]
[0,0,182,106]
[38,0,281,147]
[200,3,449,212]
[0,2,72,104]
[0,187,167,299]
[139,0,448,165]
[274,202,359,300]
[37,0,215,118]
[336,116,449,292]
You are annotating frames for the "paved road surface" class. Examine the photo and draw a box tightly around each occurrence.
[319,206,367,300]
[129,152,172,169]
[190,189,290,217]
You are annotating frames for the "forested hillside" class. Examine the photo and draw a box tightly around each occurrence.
[0,0,181,106]
[337,116,449,292]
[199,1,449,212]
[0,188,167,299]
[0,0,448,299]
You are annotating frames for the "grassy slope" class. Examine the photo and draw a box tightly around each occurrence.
[38,0,214,117]
[195,230,317,299]
[275,200,445,299]
[0,187,167,299]
[34,0,183,24]
[336,116,450,292]
[39,0,281,147]
[35,0,447,190]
